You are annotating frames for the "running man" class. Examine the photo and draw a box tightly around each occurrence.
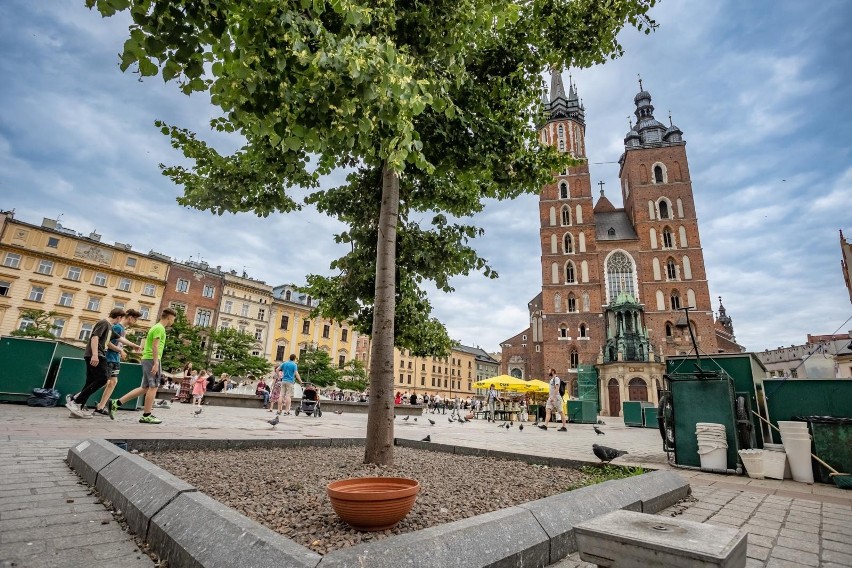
[540,368,567,431]
[66,308,124,418]
[92,309,142,416]
[108,308,177,423]
[278,354,303,415]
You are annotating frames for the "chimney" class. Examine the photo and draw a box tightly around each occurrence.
[88,232,101,242]
[41,218,58,229]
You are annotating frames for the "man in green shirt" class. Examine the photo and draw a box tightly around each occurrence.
[109,308,177,423]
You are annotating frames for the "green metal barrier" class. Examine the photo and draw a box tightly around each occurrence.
[52,357,142,410]
[623,401,653,427]
[567,400,597,424]
[643,406,658,428]
[671,377,739,469]
[577,364,599,411]
[763,379,852,443]
[0,337,84,402]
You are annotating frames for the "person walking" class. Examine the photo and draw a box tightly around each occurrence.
[191,369,208,408]
[486,384,499,422]
[92,309,142,416]
[66,308,124,418]
[540,368,567,431]
[278,354,303,416]
[108,308,177,423]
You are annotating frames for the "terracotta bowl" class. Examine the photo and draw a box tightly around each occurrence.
[326,477,420,531]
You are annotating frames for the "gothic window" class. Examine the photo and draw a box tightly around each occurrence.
[579,324,587,338]
[666,258,677,280]
[563,233,574,253]
[559,324,568,338]
[558,124,564,138]
[654,165,664,183]
[607,227,616,236]
[659,200,670,219]
[665,322,673,337]
[559,182,569,199]
[567,293,577,313]
[662,227,674,248]
[605,251,637,302]
[561,205,571,226]
[565,261,576,284]
[570,349,579,369]
[558,140,565,152]
[670,290,681,310]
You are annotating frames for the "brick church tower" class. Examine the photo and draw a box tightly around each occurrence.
[501,73,725,416]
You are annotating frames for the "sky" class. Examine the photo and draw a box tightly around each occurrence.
[1,1,850,354]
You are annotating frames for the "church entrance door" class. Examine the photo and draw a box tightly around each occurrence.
[628,378,648,401]
[608,379,621,417]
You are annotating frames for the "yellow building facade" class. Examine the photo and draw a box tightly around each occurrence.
[214,272,273,359]
[268,285,358,366]
[0,212,168,342]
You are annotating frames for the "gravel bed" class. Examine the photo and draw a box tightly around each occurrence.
[146,446,593,556]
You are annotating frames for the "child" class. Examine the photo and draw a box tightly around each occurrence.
[192,370,208,407]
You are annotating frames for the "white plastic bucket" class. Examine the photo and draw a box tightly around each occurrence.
[778,421,808,430]
[738,449,765,479]
[781,433,812,443]
[698,445,728,470]
[783,438,814,483]
[763,449,788,480]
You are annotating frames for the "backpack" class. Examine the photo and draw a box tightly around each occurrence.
[27,388,60,407]
[558,379,566,397]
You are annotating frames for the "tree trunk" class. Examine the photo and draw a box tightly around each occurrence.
[364,163,400,466]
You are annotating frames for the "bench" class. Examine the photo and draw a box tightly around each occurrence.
[575,510,746,568]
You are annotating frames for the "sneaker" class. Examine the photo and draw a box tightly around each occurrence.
[558,427,567,432]
[65,394,73,405]
[93,408,109,416]
[139,414,162,424]
[108,399,120,420]
[538,425,547,430]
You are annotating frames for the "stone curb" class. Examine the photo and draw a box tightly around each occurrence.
[318,505,550,568]
[68,438,690,568]
[148,491,322,568]
[95,451,197,540]
[66,438,125,487]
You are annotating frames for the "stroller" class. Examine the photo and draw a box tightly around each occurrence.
[295,383,322,417]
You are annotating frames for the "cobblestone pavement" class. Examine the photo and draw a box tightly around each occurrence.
[2,404,850,567]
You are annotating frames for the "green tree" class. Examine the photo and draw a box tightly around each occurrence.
[11,309,58,339]
[86,0,656,464]
[336,359,368,393]
[161,307,207,372]
[208,327,272,378]
[297,348,340,388]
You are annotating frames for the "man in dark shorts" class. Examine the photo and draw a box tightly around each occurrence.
[66,308,124,418]
[92,309,142,416]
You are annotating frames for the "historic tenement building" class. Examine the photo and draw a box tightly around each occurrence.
[501,74,743,416]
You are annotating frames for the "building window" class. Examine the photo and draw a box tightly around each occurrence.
[221,321,231,330]
[605,251,637,302]
[559,324,568,338]
[662,227,674,249]
[241,303,249,317]
[567,294,577,312]
[561,206,571,226]
[280,315,289,330]
[341,329,348,342]
[118,278,132,292]
[2,253,21,268]
[28,286,45,302]
[50,318,66,337]
[195,309,212,327]
[139,306,150,320]
[254,329,263,341]
[126,257,137,267]
[284,290,292,301]
[258,308,265,321]
[37,260,54,275]
[0,281,10,297]
[559,182,569,199]
[536,345,541,352]
[224,300,233,314]
[654,165,664,183]
[659,200,670,219]
[558,140,565,152]
[79,323,94,341]
[302,320,310,334]
[276,345,286,361]
[176,279,190,293]
[570,350,579,368]
[666,258,677,280]
[142,283,156,296]
[608,227,616,236]
[202,284,215,298]
[113,301,125,310]
[665,322,673,337]
[170,301,187,313]
[87,297,101,311]
[67,266,82,281]
[322,324,330,339]
[93,272,107,287]
[18,316,35,331]
[565,261,576,284]
[670,291,681,310]
[47,237,59,248]
[563,233,574,254]
[338,355,346,368]
[580,324,587,338]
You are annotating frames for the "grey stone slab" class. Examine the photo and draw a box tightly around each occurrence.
[575,510,747,568]
[148,491,321,568]
[319,506,550,568]
[626,470,691,513]
[95,451,196,540]
[66,439,124,486]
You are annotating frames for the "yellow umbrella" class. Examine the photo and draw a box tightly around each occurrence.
[517,379,550,394]
[472,375,528,391]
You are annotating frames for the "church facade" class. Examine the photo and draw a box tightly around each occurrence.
[500,73,742,416]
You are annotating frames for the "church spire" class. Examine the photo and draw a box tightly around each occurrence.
[545,69,585,125]
[550,69,566,102]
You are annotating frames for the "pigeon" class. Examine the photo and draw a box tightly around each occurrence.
[403,416,410,421]
[532,421,539,427]
[597,420,606,425]
[421,435,431,442]
[334,410,343,415]
[448,417,455,423]
[505,423,511,429]
[593,444,628,464]
[193,407,203,416]
[519,424,524,431]
[428,419,435,425]
[414,418,417,422]
[509,421,513,426]
[267,415,279,429]
[593,426,605,436]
